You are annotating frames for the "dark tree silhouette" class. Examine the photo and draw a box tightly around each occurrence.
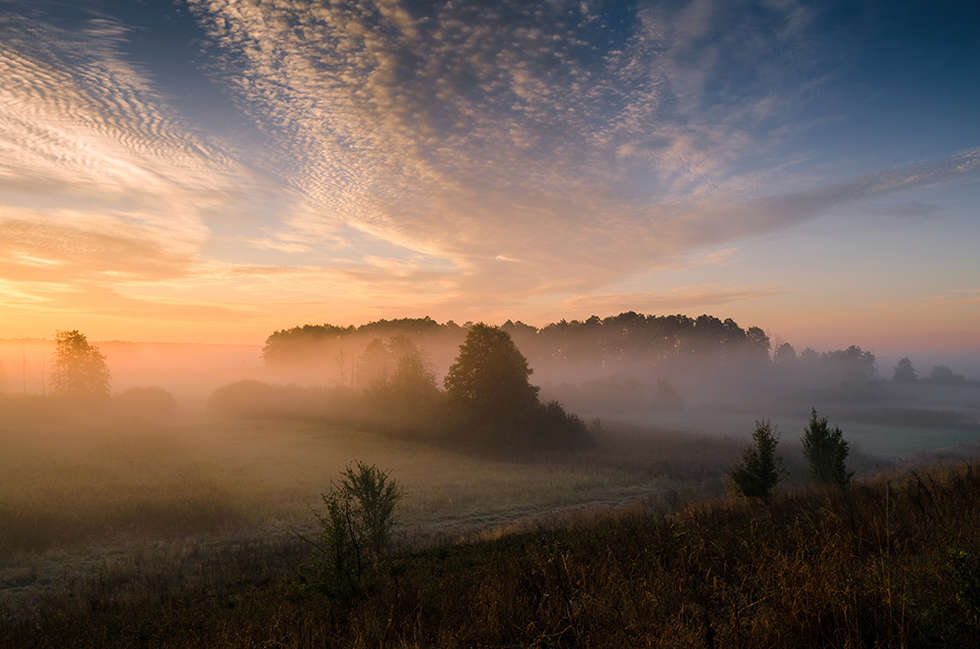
[51,330,110,399]
[893,357,918,383]
[443,324,589,448]
[731,419,784,501]
[444,323,539,419]
[801,408,852,487]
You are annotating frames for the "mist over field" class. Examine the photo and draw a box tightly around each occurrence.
[3,312,978,457]
[3,0,980,645]
[2,312,979,649]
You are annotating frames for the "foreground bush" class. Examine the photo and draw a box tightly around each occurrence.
[5,462,979,648]
[306,462,401,600]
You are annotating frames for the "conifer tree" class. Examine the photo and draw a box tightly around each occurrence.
[731,419,784,501]
[801,408,853,487]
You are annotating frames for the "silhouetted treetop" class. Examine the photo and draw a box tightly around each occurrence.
[893,357,918,383]
[51,330,110,400]
[927,365,968,386]
[444,324,539,417]
[261,312,881,385]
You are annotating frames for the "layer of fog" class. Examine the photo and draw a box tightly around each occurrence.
[2,314,978,460]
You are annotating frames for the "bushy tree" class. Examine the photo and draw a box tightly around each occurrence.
[801,408,853,487]
[893,357,918,383]
[50,330,109,399]
[366,337,442,427]
[444,323,539,420]
[357,338,391,388]
[387,342,438,401]
[773,342,797,367]
[928,365,967,385]
[731,420,784,501]
[443,324,589,448]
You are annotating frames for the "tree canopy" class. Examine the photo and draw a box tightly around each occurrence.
[444,323,539,419]
[893,357,918,383]
[50,330,110,399]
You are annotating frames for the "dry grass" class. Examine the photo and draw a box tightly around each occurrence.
[3,461,978,648]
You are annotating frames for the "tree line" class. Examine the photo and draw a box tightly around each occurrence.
[261,312,888,385]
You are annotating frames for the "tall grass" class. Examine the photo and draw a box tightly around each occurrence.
[4,463,978,648]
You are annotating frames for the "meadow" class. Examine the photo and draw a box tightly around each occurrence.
[0,397,752,611]
[2,386,977,648]
[3,450,977,648]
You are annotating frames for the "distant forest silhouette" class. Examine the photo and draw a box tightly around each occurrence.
[254,313,979,429]
[261,313,879,388]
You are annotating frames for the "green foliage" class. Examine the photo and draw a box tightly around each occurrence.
[310,462,401,599]
[731,419,784,501]
[801,408,853,487]
[50,330,110,399]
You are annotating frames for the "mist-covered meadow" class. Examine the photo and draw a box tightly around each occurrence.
[2,313,978,620]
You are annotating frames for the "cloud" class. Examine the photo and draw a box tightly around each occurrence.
[0,280,253,322]
[931,289,980,306]
[2,1,977,337]
[183,0,818,266]
[870,200,942,220]
[182,0,979,300]
[0,216,193,282]
[562,284,785,314]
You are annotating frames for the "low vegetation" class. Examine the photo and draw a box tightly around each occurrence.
[3,462,977,648]
[306,462,401,601]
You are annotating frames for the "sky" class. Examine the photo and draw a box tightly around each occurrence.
[1,0,978,359]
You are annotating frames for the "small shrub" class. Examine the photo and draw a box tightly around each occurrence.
[309,462,401,600]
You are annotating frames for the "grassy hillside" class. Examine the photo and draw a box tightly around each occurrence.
[3,462,978,648]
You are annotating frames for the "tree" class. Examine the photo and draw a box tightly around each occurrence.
[745,326,771,362]
[444,323,539,420]
[893,357,918,383]
[50,330,109,399]
[731,419,784,501]
[801,408,852,487]
[357,338,391,388]
[386,338,438,401]
[928,365,966,386]
[773,342,797,367]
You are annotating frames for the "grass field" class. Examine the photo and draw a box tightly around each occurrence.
[3,458,977,648]
[0,403,753,610]
[3,393,979,648]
